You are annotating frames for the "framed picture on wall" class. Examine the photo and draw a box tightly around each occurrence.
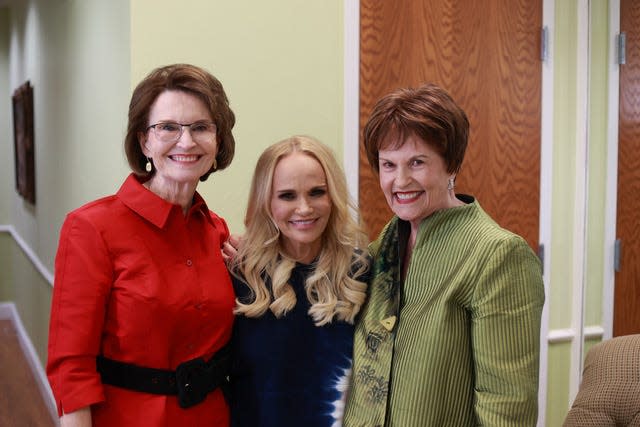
[12,81,35,205]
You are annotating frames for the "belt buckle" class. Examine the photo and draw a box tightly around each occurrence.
[175,357,208,408]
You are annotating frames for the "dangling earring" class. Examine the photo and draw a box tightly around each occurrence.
[447,177,455,191]
[212,158,217,171]
[145,158,152,172]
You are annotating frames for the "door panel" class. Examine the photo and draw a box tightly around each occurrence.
[614,0,640,336]
[359,0,542,251]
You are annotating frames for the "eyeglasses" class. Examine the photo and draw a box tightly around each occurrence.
[146,121,217,143]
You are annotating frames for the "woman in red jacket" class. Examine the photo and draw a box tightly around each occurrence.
[47,63,236,427]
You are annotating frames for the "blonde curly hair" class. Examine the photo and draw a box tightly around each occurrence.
[230,135,369,326]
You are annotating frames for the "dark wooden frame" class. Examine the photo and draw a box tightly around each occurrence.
[12,81,35,204]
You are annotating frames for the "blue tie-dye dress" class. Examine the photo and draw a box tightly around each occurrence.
[230,262,364,427]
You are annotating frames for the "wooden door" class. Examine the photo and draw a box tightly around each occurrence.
[613,0,640,336]
[359,0,542,251]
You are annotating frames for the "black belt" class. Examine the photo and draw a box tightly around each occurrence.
[96,344,230,408]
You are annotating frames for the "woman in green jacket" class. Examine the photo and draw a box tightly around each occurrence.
[343,83,545,427]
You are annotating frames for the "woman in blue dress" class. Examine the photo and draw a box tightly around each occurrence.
[228,135,371,427]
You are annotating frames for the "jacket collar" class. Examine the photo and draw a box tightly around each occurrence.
[116,173,213,229]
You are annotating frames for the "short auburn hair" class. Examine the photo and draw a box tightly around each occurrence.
[124,63,235,181]
[363,83,469,174]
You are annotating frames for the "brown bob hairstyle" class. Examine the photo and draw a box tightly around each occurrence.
[363,83,469,175]
[124,63,236,181]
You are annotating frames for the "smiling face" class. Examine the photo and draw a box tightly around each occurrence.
[139,90,217,194]
[378,134,458,230]
[270,152,332,263]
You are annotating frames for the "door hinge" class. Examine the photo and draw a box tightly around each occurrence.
[614,239,622,272]
[540,26,549,62]
[618,33,626,65]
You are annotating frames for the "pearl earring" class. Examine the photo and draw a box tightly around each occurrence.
[145,158,152,172]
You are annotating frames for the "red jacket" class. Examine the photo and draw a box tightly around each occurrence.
[47,174,234,426]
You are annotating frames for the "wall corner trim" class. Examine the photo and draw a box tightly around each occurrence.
[0,225,54,286]
[343,0,360,205]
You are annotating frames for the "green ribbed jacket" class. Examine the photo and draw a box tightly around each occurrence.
[344,198,545,427]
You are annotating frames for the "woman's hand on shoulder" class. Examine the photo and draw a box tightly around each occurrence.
[222,233,241,264]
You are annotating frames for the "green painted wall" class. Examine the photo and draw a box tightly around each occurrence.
[0,234,12,302]
[585,0,609,330]
[0,232,52,366]
[544,1,581,425]
[546,342,573,425]
[550,0,579,332]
